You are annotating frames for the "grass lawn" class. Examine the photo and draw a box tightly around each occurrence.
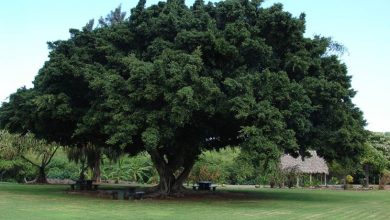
[0,183,390,220]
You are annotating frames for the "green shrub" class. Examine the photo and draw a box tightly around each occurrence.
[101,152,156,183]
[188,148,258,184]
[346,175,354,183]
[0,158,35,182]
[329,176,339,184]
[379,170,390,190]
[47,151,79,180]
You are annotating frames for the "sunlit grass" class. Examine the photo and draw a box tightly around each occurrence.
[0,183,389,220]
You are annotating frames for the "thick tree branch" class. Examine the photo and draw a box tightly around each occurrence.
[20,155,40,168]
[44,146,59,167]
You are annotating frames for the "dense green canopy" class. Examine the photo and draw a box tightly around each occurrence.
[0,0,366,193]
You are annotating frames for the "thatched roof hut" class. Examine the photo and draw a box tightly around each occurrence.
[281,150,329,174]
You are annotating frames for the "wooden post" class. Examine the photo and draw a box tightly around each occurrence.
[296,176,299,188]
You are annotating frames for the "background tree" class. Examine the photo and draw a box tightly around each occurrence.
[363,132,390,186]
[0,130,59,183]
[66,144,103,182]
[0,130,35,182]
[0,0,367,194]
[360,143,387,187]
[368,132,390,167]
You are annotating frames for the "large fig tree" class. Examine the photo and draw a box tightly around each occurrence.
[0,0,366,194]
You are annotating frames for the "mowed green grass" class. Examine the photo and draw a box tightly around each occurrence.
[0,183,390,220]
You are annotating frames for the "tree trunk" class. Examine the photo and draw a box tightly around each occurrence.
[93,156,101,183]
[156,169,176,194]
[20,156,48,184]
[36,166,48,184]
[79,160,87,181]
[148,149,195,195]
[364,164,370,187]
[154,166,193,194]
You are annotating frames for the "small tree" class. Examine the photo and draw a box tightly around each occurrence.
[360,143,387,187]
[260,158,285,188]
[329,159,359,189]
[0,130,59,183]
[283,166,301,188]
[67,143,104,182]
[379,170,390,190]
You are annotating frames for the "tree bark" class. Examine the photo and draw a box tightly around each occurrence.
[36,166,48,184]
[78,159,87,181]
[364,164,370,187]
[93,156,101,183]
[79,167,86,181]
[148,149,195,195]
[20,156,47,184]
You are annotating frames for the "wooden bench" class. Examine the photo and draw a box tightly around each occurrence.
[193,185,217,191]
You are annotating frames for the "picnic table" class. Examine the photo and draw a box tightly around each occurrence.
[193,181,217,191]
[70,180,98,190]
[112,187,145,200]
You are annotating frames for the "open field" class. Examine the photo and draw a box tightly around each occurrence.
[0,183,390,220]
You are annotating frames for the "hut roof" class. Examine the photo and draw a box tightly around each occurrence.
[280,150,329,174]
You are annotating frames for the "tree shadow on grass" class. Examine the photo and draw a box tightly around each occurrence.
[0,183,365,204]
[171,188,360,204]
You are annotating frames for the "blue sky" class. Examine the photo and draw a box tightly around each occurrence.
[0,0,389,131]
